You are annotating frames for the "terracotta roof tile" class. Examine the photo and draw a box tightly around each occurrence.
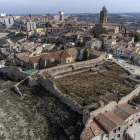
[29,54,46,64]
[95,112,127,132]
[81,120,105,140]
[59,50,72,58]
[112,103,140,120]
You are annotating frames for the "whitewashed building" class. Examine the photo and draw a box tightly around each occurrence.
[85,38,102,50]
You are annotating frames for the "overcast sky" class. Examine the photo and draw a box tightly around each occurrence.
[1,0,140,14]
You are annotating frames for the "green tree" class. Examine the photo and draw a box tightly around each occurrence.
[45,22,49,28]
[41,38,46,43]
[6,60,16,67]
[130,56,134,64]
[83,49,88,61]
[134,35,140,42]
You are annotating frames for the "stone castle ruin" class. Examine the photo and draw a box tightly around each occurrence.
[1,55,140,140]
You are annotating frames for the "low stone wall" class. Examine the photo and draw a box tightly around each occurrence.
[82,101,117,125]
[14,83,22,96]
[89,101,117,121]
[54,69,89,79]
[124,79,133,88]
[0,67,29,81]
[14,76,31,96]
[128,74,140,84]
[15,76,84,115]
[39,54,107,77]
[118,85,140,104]
[50,67,73,76]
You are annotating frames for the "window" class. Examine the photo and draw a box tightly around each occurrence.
[118,127,121,131]
[130,117,134,121]
[113,129,116,133]
[117,134,121,138]
[68,60,70,62]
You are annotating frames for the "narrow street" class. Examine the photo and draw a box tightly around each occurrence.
[112,58,140,75]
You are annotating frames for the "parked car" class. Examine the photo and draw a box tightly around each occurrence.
[124,65,129,68]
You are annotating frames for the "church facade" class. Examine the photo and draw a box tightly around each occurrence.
[92,6,122,38]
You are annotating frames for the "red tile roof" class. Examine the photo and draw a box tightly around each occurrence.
[95,112,127,132]
[112,103,140,120]
[29,54,46,64]
[59,50,72,58]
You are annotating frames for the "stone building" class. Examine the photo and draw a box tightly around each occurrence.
[59,50,72,63]
[98,33,122,51]
[100,6,108,24]
[29,54,46,69]
[81,102,140,140]
[104,39,116,52]
[26,21,36,32]
[40,48,78,69]
[47,27,63,34]
[92,6,122,38]
[54,11,66,21]
[85,38,102,50]
[15,52,29,68]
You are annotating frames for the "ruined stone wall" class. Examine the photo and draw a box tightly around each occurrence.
[14,76,31,96]
[23,76,84,115]
[38,54,107,76]
[83,101,118,125]
[54,69,89,79]
[14,83,22,96]
[128,75,140,84]
[81,84,140,140]
[118,85,140,104]
[0,67,29,81]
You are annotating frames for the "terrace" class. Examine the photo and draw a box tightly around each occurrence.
[51,62,133,107]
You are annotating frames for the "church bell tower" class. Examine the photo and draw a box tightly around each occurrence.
[100,6,108,24]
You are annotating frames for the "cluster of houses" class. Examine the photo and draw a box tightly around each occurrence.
[81,102,140,140]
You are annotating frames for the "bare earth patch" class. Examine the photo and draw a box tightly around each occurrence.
[54,63,133,106]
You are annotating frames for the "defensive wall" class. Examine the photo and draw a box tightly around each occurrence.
[1,57,140,140]
[38,53,107,77]
[14,75,83,115]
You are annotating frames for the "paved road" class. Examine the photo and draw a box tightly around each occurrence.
[112,58,140,75]
[127,122,140,140]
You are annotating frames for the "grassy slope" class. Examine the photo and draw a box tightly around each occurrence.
[0,79,49,140]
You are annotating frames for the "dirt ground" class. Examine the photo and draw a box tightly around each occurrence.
[55,63,133,106]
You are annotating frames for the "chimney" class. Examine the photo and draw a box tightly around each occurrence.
[99,100,104,107]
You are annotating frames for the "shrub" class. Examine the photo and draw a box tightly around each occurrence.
[131,82,136,87]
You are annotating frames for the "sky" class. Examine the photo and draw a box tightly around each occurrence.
[1,0,140,15]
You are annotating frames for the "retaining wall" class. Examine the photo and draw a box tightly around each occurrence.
[18,76,84,115]
[128,75,140,84]
[54,69,89,79]
[39,54,107,76]
[118,85,140,104]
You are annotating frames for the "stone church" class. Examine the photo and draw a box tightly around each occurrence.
[92,6,122,37]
